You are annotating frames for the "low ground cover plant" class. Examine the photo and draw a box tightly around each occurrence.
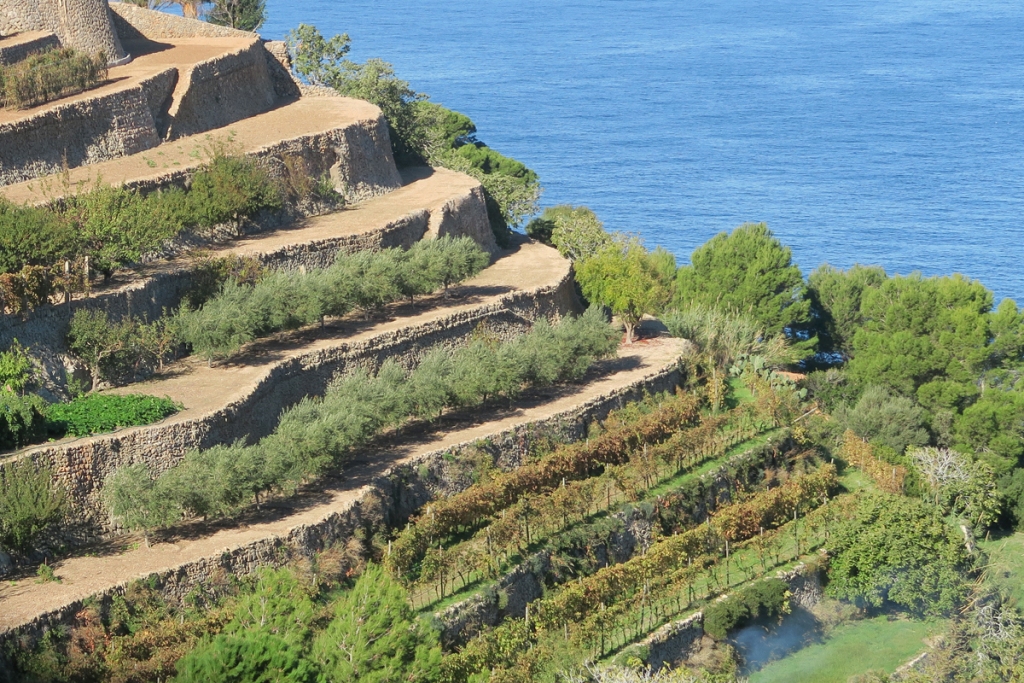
[46,394,181,438]
[0,389,181,452]
[0,47,107,109]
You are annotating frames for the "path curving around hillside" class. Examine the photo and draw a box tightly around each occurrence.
[0,335,684,633]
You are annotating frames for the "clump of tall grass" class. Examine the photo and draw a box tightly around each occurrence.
[0,48,107,110]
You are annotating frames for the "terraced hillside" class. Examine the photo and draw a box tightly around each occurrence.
[0,2,689,657]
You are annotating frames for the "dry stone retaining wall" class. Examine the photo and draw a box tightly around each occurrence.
[163,38,278,139]
[0,32,60,64]
[0,67,177,186]
[3,266,578,535]
[0,0,126,62]
[0,359,682,647]
[108,2,252,41]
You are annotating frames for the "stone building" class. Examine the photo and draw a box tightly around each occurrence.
[0,0,128,63]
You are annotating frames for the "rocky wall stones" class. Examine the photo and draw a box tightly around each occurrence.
[0,31,59,65]
[163,38,278,140]
[0,67,175,186]
[0,0,126,62]
[429,184,499,256]
[108,2,253,41]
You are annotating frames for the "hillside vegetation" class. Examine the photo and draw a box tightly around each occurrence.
[3,16,1024,683]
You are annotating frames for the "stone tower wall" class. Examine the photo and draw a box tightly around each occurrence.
[0,0,126,63]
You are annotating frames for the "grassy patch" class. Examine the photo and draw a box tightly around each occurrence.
[747,615,945,683]
[979,531,1024,610]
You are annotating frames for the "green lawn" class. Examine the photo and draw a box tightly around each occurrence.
[747,616,945,683]
[979,531,1024,610]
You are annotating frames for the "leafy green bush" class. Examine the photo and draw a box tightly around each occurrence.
[0,47,107,109]
[0,201,74,275]
[833,385,930,455]
[526,205,609,261]
[67,309,179,389]
[0,392,48,450]
[105,308,618,531]
[0,459,66,552]
[46,393,181,438]
[826,492,972,615]
[703,577,790,639]
[0,340,33,393]
[176,236,490,360]
[0,154,287,299]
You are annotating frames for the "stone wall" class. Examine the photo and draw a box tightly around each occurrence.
[0,32,60,65]
[0,37,291,185]
[0,4,291,185]
[0,67,176,186]
[0,352,682,644]
[108,2,252,40]
[429,184,499,255]
[261,40,303,100]
[163,38,278,139]
[3,266,577,535]
[0,0,126,62]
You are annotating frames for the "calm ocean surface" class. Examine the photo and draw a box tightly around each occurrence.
[256,0,1024,302]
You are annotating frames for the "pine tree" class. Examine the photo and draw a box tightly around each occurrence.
[312,564,442,682]
[206,0,266,32]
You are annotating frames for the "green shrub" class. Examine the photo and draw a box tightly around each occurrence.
[0,153,290,303]
[826,492,972,615]
[702,578,790,639]
[105,308,618,530]
[0,392,48,450]
[0,200,75,274]
[46,393,181,438]
[0,340,33,393]
[177,236,490,361]
[0,459,67,552]
[0,47,107,109]
[185,154,283,226]
[67,309,178,389]
[833,385,930,455]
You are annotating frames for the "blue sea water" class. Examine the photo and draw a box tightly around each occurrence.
[257,0,1024,302]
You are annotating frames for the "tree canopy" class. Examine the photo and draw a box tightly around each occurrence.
[826,492,972,615]
[575,238,672,343]
[206,0,266,31]
[527,205,611,262]
[846,272,994,397]
[311,564,441,682]
[674,222,810,338]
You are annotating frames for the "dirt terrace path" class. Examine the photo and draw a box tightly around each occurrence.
[0,36,254,126]
[1,95,382,204]
[222,166,474,257]
[0,336,683,632]
[105,236,568,419]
